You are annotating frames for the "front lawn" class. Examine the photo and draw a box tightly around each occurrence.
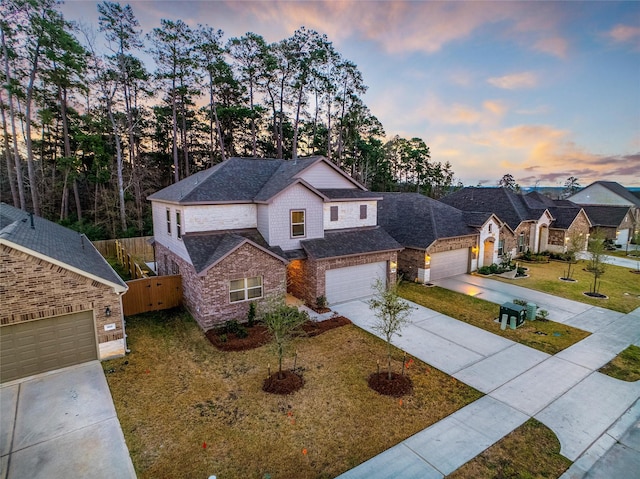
[399,283,590,355]
[104,308,482,479]
[599,345,640,382]
[448,418,572,479]
[491,260,640,313]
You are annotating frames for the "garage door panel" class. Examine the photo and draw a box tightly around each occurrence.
[326,261,387,304]
[0,312,97,383]
[430,249,469,281]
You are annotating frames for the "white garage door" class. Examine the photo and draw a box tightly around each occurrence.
[430,248,469,281]
[0,311,97,383]
[325,261,387,304]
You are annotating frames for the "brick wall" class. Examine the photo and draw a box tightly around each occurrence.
[397,248,426,282]
[0,245,123,345]
[428,235,477,254]
[289,251,398,305]
[156,242,286,330]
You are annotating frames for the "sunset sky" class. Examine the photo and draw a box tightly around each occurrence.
[61,0,640,187]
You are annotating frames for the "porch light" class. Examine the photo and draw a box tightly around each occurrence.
[471,245,479,255]
[390,260,397,273]
[105,306,111,317]
[424,254,431,266]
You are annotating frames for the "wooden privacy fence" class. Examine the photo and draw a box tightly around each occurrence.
[123,275,182,316]
[93,236,155,262]
[116,240,151,280]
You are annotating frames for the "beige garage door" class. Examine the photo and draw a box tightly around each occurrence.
[0,311,97,383]
[325,261,387,304]
[430,248,470,281]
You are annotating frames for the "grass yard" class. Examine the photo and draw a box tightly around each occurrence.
[104,308,482,479]
[492,260,640,313]
[399,282,590,355]
[599,345,640,382]
[448,418,572,479]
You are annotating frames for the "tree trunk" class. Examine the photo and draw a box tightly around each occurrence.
[249,78,256,157]
[171,76,179,183]
[0,94,19,207]
[2,29,26,210]
[106,96,127,232]
[292,85,304,161]
[24,38,42,215]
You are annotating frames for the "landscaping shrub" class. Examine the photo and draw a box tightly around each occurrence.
[224,319,248,338]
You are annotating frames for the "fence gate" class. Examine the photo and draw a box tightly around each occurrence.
[123,275,182,316]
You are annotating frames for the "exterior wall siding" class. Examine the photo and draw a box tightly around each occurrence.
[569,184,634,206]
[266,184,324,250]
[184,204,257,232]
[323,201,377,230]
[288,251,398,306]
[257,204,270,243]
[0,245,123,351]
[155,242,286,330]
[297,161,356,189]
[151,201,189,261]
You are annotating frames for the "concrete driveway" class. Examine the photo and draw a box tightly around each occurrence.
[333,276,640,479]
[1,361,135,479]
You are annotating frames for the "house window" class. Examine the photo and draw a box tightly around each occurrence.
[498,239,505,256]
[291,210,305,237]
[518,233,525,253]
[488,223,493,233]
[176,210,182,239]
[360,205,367,219]
[229,276,263,303]
[330,206,338,221]
[166,208,171,235]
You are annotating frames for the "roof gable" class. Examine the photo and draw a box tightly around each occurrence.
[378,193,477,249]
[0,203,127,292]
[569,181,640,207]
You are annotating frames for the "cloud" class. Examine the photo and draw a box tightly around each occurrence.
[534,36,568,58]
[487,72,538,90]
[606,24,640,46]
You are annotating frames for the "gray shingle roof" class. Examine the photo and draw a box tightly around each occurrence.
[0,203,127,290]
[182,229,287,274]
[441,187,546,230]
[524,192,588,229]
[147,156,362,205]
[317,189,382,200]
[377,193,477,250]
[301,227,402,260]
[582,205,632,228]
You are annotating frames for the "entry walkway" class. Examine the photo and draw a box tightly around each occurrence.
[333,275,640,478]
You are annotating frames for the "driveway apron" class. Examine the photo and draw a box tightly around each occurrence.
[333,275,640,479]
[0,361,135,479]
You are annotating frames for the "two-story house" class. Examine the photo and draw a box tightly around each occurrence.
[148,156,401,330]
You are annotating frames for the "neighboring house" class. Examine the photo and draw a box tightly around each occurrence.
[148,156,402,330]
[581,205,636,244]
[377,193,506,283]
[524,192,592,252]
[567,181,640,245]
[441,187,554,256]
[0,203,128,383]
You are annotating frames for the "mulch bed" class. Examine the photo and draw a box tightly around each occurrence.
[300,315,352,337]
[368,372,413,397]
[205,316,352,351]
[205,324,271,351]
[262,370,305,395]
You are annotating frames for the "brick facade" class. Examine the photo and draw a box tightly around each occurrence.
[397,247,425,282]
[0,245,123,347]
[156,242,286,330]
[287,251,398,306]
[548,211,591,252]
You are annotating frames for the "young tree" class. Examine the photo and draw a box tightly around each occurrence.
[368,278,413,380]
[262,298,309,379]
[561,231,585,280]
[586,230,608,295]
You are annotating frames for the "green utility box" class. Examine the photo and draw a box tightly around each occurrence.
[500,302,526,328]
[526,303,537,320]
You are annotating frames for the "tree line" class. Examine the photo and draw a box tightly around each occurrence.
[1,0,459,239]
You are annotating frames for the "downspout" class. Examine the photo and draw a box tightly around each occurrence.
[118,291,130,354]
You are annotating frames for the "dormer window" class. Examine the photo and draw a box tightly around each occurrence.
[291,210,305,237]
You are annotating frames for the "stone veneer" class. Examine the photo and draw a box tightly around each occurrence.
[155,242,286,330]
[548,211,591,252]
[0,244,124,357]
[287,251,398,307]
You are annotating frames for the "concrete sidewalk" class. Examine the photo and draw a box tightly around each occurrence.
[333,276,640,478]
[0,361,136,479]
